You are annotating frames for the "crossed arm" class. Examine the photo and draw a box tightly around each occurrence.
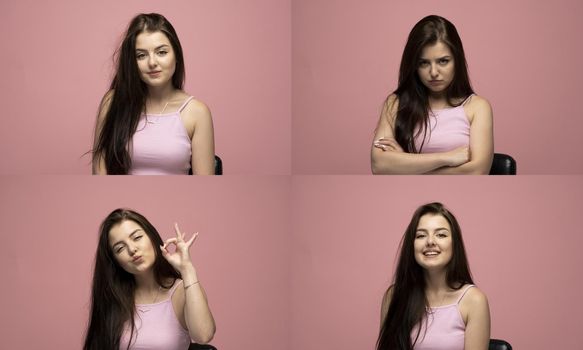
[371,94,493,175]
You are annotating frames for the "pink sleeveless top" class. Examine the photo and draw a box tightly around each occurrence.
[120,280,191,350]
[411,285,474,350]
[414,95,472,153]
[129,97,194,175]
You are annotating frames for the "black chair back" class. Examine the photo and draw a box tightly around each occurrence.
[189,344,217,350]
[489,153,516,175]
[489,338,512,350]
[189,155,223,175]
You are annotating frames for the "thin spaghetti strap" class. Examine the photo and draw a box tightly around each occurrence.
[178,96,195,112]
[169,279,184,297]
[461,94,475,106]
[456,284,475,304]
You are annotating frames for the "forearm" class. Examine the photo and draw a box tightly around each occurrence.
[371,149,449,175]
[181,266,216,343]
[426,158,491,175]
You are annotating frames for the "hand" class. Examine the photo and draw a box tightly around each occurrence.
[160,223,198,273]
[445,146,470,167]
[373,138,404,152]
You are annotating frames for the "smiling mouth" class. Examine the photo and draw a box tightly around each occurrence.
[423,251,440,256]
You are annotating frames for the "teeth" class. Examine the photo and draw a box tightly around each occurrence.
[424,252,439,256]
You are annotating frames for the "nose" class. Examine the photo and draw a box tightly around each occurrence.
[127,244,138,256]
[426,234,436,246]
[147,53,158,68]
[429,63,439,78]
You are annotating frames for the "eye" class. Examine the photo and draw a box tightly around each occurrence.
[115,246,125,254]
[134,235,143,241]
[415,232,426,239]
[136,53,146,59]
[419,61,429,67]
[157,50,168,56]
[439,59,450,65]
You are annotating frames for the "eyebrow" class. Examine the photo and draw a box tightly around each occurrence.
[112,229,142,248]
[416,227,450,233]
[135,45,170,52]
[419,56,451,62]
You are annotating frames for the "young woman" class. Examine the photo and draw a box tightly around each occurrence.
[371,15,493,174]
[92,13,215,175]
[84,208,216,350]
[377,203,490,350]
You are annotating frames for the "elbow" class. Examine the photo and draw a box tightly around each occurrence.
[192,326,216,344]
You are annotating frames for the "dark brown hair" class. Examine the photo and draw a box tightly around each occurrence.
[83,208,180,350]
[386,15,474,153]
[92,13,185,174]
[376,202,473,350]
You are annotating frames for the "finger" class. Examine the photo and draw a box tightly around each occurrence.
[163,238,178,247]
[186,232,199,247]
[160,245,169,257]
[174,222,184,241]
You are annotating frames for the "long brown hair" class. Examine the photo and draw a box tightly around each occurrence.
[83,208,180,350]
[376,202,473,350]
[386,15,474,153]
[92,13,185,174]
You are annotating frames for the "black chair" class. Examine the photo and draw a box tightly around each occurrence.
[189,155,223,175]
[489,338,512,350]
[188,343,217,350]
[489,153,516,175]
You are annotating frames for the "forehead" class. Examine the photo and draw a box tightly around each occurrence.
[419,41,452,59]
[108,220,144,246]
[135,31,172,50]
[416,213,451,231]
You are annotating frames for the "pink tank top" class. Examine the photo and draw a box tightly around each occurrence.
[120,280,191,350]
[411,284,474,350]
[129,97,194,175]
[414,95,472,153]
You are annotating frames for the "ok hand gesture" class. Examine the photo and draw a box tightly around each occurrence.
[160,223,198,273]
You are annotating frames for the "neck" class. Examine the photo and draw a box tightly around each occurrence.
[423,268,449,293]
[133,270,159,293]
[147,83,176,104]
[427,93,447,106]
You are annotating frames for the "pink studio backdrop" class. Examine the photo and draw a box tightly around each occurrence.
[291,176,583,350]
[0,176,290,349]
[0,0,291,175]
[292,0,583,174]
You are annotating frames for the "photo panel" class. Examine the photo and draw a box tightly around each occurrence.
[291,175,583,349]
[0,176,290,349]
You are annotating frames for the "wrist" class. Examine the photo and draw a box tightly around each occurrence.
[180,264,198,283]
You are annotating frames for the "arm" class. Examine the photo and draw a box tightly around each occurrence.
[461,287,491,350]
[183,100,215,175]
[162,224,216,343]
[425,97,494,174]
[92,91,113,175]
[371,95,467,174]
[380,286,392,327]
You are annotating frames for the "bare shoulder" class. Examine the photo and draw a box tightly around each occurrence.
[384,94,400,115]
[97,89,115,124]
[459,285,489,320]
[181,97,212,123]
[465,95,492,124]
[463,286,489,305]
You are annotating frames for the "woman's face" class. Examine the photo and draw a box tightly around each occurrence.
[135,31,177,88]
[417,41,455,95]
[109,220,157,275]
[413,213,453,271]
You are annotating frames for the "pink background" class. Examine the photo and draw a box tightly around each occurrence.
[292,0,583,174]
[0,176,290,349]
[0,0,291,175]
[291,176,583,349]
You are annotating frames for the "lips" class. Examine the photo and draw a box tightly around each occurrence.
[147,71,161,76]
[423,251,440,256]
[429,80,442,84]
[132,255,143,262]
